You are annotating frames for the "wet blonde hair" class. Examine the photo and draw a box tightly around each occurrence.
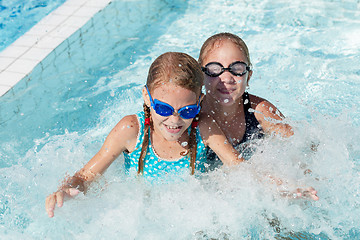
[198,32,252,68]
[138,52,203,175]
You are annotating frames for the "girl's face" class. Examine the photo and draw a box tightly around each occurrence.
[143,83,198,142]
[202,40,252,106]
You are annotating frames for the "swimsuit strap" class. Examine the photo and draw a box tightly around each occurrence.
[241,92,264,143]
[243,92,251,115]
[242,92,252,128]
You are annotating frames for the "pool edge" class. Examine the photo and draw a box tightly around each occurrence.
[0,0,113,97]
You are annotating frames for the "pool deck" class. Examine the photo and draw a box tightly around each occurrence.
[0,0,112,97]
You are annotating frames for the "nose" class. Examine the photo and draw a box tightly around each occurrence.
[168,111,182,122]
[220,70,236,84]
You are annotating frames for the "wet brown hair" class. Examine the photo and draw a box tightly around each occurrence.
[138,52,203,175]
[198,32,252,68]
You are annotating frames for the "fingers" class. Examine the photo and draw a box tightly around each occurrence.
[279,187,319,201]
[304,187,319,201]
[45,192,61,218]
[45,188,81,218]
[56,191,65,207]
[45,190,66,218]
[296,187,319,201]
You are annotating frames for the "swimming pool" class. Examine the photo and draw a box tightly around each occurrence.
[1,0,360,239]
[0,0,66,52]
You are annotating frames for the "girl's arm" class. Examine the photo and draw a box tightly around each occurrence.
[45,114,139,217]
[198,112,244,166]
[199,113,319,201]
[250,95,294,138]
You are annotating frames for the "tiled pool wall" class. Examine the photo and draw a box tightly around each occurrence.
[0,0,113,97]
[0,0,176,98]
[0,0,185,151]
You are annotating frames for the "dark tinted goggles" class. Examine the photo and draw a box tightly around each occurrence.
[202,61,251,77]
[146,85,201,119]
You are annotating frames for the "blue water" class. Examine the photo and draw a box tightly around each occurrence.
[1,0,360,239]
[0,0,66,52]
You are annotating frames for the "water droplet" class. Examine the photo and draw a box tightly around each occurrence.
[224,112,228,116]
[181,142,188,147]
[244,99,249,104]
[224,99,229,103]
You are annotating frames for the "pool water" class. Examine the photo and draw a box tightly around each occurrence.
[0,0,66,52]
[1,0,360,239]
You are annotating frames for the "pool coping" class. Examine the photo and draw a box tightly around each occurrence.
[0,0,112,97]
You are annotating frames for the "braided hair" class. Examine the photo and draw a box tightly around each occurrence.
[137,103,151,174]
[138,52,203,175]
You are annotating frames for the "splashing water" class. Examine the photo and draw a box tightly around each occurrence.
[1,0,360,239]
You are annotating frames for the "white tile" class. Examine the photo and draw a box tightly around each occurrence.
[74,6,100,18]
[0,56,16,71]
[62,0,88,7]
[6,59,40,75]
[65,15,91,29]
[52,5,79,16]
[86,0,112,8]
[48,24,79,40]
[0,71,26,87]
[0,46,29,59]
[12,34,40,48]
[0,85,11,96]
[37,13,69,29]
[34,36,66,50]
[25,25,51,37]
[21,47,54,62]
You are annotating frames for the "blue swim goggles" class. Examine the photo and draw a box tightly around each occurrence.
[145,85,201,119]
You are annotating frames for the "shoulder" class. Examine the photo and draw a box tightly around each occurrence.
[248,94,293,137]
[248,93,285,121]
[113,114,140,136]
[108,114,140,150]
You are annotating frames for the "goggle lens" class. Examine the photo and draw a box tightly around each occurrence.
[146,86,200,119]
[202,61,250,77]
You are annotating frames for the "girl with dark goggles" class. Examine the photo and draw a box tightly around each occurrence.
[201,61,251,77]
[146,85,201,119]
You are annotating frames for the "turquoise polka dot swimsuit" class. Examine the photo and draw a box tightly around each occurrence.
[123,111,207,180]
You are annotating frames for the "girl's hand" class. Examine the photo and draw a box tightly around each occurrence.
[45,187,80,218]
[279,187,319,201]
[295,187,319,201]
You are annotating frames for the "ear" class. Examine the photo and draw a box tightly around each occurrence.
[200,93,205,103]
[246,70,253,86]
[142,86,151,107]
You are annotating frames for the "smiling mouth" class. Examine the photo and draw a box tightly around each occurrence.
[218,88,234,94]
[164,124,182,133]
